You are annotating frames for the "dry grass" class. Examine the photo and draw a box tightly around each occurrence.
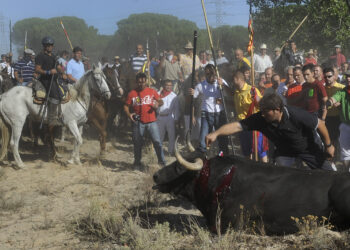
[0,189,24,212]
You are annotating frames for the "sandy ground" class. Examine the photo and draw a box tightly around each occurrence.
[0,130,349,249]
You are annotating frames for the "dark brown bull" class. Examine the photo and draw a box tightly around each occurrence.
[153,138,350,235]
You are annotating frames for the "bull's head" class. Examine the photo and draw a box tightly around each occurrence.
[153,136,205,196]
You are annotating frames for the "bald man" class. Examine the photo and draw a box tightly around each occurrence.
[235,49,251,72]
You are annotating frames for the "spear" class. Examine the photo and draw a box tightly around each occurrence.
[24,30,27,50]
[280,15,308,51]
[60,20,73,51]
[9,20,12,53]
[201,0,235,155]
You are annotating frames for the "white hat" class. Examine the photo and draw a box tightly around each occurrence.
[184,41,194,49]
[24,48,34,55]
[260,43,267,49]
[335,45,341,48]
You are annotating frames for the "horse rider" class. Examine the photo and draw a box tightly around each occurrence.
[35,36,66,127]
[14,49,36,87]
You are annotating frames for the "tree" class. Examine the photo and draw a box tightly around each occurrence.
[249,0,350,60]
[12,16,111,61]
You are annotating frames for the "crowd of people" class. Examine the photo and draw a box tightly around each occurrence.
[0,38,349,172]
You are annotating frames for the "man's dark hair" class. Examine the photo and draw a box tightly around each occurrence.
[302,63,315,72]
[60,50,69,56]
[162,79,172,85]
[271,73,280,81]
[259,93,284,111]
[323,67,334,75]
[204,63,216,73]
[136,72,147,80]
[73,46,83,53]
[293,66,302,73]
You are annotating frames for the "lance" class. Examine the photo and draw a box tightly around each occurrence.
[186,30,198,152]
[60,20,73,51]
[280,14,308,51]
[201,0,235,155]
[24,30,27,50]
[9,20,12,53]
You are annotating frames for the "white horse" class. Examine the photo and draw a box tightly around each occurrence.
[0,63,111,168]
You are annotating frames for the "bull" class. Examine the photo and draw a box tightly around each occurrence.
[153,138,350,235]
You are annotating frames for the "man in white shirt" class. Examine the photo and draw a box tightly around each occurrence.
[254,43,273,74]
[189,64,229,155]
[157,80,180,155]
[66,46,85,83]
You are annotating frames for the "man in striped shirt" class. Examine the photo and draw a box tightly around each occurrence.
[129,44,147,73]
[14,49,36,86]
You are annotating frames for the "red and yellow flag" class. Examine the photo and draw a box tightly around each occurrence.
[247,14,254,54]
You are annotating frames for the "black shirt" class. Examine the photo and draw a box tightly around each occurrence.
[35,52,56,82]
[240,106,320,157]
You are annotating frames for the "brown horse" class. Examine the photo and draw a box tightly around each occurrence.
[87,64,123,156]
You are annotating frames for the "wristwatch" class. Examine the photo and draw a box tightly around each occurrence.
[325,143,332,148]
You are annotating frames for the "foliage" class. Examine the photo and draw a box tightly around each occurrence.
[12,16,111,61]
[249,0,350,60]
[12,13,248,62]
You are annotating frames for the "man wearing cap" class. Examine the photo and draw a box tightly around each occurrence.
[35,36,65,126]
[330,45,346,69]
[14,49,36,86]
[327,69,350,171]
[179,41,200,80]
[66,46,85,83]
[254,43,273,75]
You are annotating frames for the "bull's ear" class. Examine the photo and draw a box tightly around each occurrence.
[98,62,102,69]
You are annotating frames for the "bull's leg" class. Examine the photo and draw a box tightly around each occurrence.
[10,124,25,168]
[67,122,83,165]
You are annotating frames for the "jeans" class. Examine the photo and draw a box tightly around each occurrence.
[133,121,165,165]
[198,111,228,154]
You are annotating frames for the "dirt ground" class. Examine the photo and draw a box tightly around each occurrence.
[0,130,349,249]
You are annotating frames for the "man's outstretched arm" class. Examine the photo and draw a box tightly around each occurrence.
[206,122,243,148]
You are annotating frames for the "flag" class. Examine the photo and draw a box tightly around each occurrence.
[247,14,254,54]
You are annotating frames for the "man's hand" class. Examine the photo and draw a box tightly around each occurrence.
[188,88,194,96]
[152,100,159,109]
[205,132,218,149]
[192,116,196,126]
[50,68,57,75]
[129,113,136,122]
[325,144,335,158]
[217,77,223,86]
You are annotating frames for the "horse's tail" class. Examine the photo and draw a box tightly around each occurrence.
[0,113,10,161]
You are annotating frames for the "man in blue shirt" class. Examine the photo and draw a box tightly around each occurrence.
[67,46,85,83]
[14,49,36,86]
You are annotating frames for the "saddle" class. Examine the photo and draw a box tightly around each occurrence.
[32,78,70,105]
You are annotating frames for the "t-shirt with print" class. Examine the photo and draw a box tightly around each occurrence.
[126,87,160,123]
[302,81,327,114]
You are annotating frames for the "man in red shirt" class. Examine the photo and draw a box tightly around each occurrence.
[301,64,328,120]
[329,45,346,69]
[124,72,166,169]
[286,66,305,108]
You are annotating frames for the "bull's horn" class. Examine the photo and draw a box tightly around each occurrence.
[185,130,195,152]
[175,136,203,171]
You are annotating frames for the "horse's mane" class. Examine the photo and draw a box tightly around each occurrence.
[69,70,93,101]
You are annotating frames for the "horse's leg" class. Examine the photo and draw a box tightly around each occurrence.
[90,117,107,156]
[10,123,25,168]
[67,121,83,165]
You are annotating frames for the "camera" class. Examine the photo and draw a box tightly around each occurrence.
[132,114,140,121]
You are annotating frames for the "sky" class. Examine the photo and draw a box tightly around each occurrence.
[0,0,250,35]
[0,0,250,56]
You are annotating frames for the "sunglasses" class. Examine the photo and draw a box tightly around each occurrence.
[325,75,333,78]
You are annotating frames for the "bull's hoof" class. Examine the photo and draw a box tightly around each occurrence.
[15,162,26,170]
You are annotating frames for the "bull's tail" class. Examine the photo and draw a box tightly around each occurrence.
[0,113,10,161]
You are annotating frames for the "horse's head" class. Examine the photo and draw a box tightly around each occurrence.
[103,64,123,98]
[90,63,111,100]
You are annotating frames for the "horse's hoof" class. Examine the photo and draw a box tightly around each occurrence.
[67,159,74,165]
